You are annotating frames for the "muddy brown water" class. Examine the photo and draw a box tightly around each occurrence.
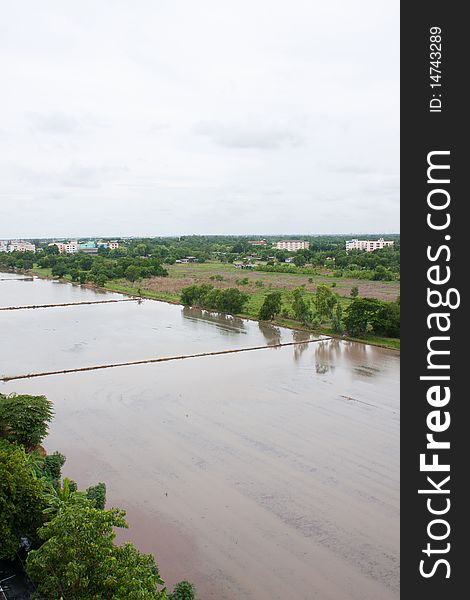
[0,273,399,600]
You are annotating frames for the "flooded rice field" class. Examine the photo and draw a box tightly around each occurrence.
[0,273,399,600]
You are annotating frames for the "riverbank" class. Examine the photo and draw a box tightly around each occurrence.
[22,266,399,351]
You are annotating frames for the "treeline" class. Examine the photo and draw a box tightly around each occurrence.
[0,249,168,286]
[1,234,400,282]
[119,236,400,280]
[0,393,196,600]
[181,284,248,314]
[257,248,398,281]
[258,286,400,338]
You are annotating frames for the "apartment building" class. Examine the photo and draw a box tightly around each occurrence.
[2,240,36,252]
[345,238,394,252]
[49,241,79,254]
[275,240,310,252]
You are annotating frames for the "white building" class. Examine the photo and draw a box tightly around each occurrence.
[97,240,119,250]
[49,241,79,254]
[0,241,8,252]
[275,240,310,252]
[345,238,394,252]
[5,240,36,253]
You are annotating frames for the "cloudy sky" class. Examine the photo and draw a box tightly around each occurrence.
[1,0,399,238]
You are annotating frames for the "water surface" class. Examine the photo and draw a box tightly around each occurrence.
[0,274,400,600]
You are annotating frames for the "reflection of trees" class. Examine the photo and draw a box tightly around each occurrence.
[312,338,341,373]
[293,330,310,361]
[258,321,282,346]
[341,340,368,364]
[182,306,246,334]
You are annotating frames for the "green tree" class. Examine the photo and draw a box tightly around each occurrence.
[125,264,141,282]
[314,285,337,322]
[293,254,306,267]
[331,303,344,334]
[51,262,67,278]
[26,503,167,599]
[170,580,196,600]
[86,482,107,510]
[41,451,66,487]
[93,273,107,287]
[291,287,312,324]
[0,394,53,449]
[370,301,400,338]
[350,286,359,298]
[216,288,248,314]
[344,298,380,337]
[259,292,282,321]
[0,442,47,559]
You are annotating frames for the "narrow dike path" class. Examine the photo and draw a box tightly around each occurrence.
[0,298,138,310]
[1,337,331,382]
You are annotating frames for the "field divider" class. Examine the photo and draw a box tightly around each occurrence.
[0,277,34,281]
[0,298,138,311]
[1,337,332,382]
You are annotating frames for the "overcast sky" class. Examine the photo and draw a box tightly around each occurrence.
[1,0,399,238]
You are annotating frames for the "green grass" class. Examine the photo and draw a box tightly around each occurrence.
[103,282,181,303]
[31,266,54,278]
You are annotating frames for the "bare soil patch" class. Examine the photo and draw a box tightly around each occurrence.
[139,263,400,301]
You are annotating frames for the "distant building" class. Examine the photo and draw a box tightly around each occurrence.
[79,241,98,254]
[49,241,79,254]
[345,238,394,252]
[248,240,267,246]
[275,240,310,252]
[175,256,197,264]
[96,240,120,250]
[3,240,36,253]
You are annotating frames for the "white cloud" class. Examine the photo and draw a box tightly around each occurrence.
[0,0,399,237]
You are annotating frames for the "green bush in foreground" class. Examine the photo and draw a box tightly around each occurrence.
[0,442,47,559]
[26,503,167,599]
[0,393,53,450]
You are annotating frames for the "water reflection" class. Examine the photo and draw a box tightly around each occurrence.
[258,321,282,346]
[292,330,310,361]
[182,306,247,334]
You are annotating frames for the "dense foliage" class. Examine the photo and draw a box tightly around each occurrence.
[0,393,53,449]
[344,298,400,338]
[170,580,196,600]
[0,442,47,559]
[0,249,167,286]
[258,292,283,321]
[26,503,166,599]
[181,284,248,314]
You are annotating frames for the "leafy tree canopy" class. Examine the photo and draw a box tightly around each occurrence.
[0,441,48,559]
[26,503,167,599]
[258,292,282,321]
[0,394,53,450]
